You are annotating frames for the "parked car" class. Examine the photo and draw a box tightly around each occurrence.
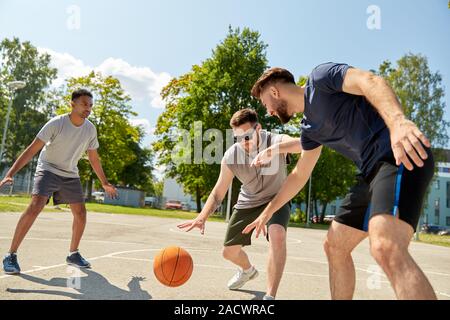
[181,202,191,211]
[421,224,446,234]
[92,191,105,202]
[438,229,450,236]
[324,215,336,223]
[165,200,183,210]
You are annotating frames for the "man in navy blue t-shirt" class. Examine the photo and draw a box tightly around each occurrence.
[243,63,436,300]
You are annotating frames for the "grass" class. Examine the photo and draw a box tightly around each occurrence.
[414,233,450,248]
[1,196,449,247]
[0,195,224,221]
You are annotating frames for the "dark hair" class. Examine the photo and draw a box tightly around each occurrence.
[71,88,93,101]
[251,67,295,99]
[230,108,259,127]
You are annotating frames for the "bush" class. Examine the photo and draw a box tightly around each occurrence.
[290,208,306,224]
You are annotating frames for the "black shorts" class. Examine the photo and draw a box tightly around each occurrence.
[334,148,434,232]
[32,170,85,205]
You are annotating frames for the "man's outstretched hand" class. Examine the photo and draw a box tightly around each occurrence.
[242,212,271,238]
[0,176,13,189]
[177,217,206,235]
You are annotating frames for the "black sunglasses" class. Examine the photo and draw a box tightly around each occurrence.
[233,124,257,143]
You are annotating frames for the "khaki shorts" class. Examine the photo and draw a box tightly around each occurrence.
[224,202,291,247]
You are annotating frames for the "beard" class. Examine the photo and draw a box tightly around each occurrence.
[274,99,292,124]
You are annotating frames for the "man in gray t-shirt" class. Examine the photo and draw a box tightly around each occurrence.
[178,108,302,300]
[1,89,117,274]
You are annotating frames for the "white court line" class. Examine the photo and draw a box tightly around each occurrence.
[2,247,449,298]
[0,237,149,247]
[437,291,450,298]
[107,255,384,282]
[169,228,303,244]
[1,237,449,294]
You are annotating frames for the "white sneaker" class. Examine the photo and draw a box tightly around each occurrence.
[227,266,259,290]
[263,295,275,300]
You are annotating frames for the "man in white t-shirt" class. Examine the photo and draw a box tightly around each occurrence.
[1,89,117,274]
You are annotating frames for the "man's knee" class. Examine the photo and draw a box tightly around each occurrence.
[71,205,87,218]
[268,225,286,247]
[222,246,240,261]
[27,196,47,216]
[324,233,354,259]
[370,238,405,270]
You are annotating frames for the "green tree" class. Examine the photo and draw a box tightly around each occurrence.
[154,26,276,212]
[378,53,448,148]
[0,37,57,171]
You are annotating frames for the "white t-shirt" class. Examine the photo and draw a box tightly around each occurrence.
[35,114,99,178]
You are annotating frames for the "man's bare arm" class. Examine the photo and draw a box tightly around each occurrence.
[198,162,235,220]
[243,146,322,236]
[342,67,430,170]
[3,138,45,178]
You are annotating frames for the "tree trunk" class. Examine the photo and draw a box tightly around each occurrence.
[87,173,94,202]
[320,202,328,223]
[314,199,319,220]
[196,184,202,213]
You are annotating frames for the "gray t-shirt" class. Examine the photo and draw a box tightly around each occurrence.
[35,114,99,178]
[223,130,287,209]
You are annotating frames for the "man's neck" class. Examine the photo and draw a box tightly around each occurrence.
[291,85,305,114]
[69,112,85,127]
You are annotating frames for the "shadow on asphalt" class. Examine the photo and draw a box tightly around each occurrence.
[233,288,266,300]
[6,269,152,300]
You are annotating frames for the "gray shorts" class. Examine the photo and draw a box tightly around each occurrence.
[32,170,85,205]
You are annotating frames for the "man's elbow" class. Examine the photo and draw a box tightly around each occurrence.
[363,73,388,92]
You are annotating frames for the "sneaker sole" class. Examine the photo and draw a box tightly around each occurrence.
[3,270,20,275]
[228,271,259,290]
[66,262,91,269]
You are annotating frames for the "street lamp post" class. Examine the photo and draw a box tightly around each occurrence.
[0,81,26,175]
[306,174,312,227]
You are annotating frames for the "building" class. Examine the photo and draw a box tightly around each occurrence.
[162,178,198,211]
[424,150,450,228]
[103,187,145,208]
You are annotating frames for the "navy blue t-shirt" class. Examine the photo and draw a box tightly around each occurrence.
[301,62,392,177]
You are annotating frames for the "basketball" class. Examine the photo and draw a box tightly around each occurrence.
[153,246,193,287]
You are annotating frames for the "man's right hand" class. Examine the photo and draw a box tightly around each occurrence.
[177,216,206,235]
[0,176,13,188]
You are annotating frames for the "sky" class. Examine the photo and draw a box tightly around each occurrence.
[1,0,449,163]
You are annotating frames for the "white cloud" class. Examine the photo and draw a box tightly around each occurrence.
[38,48,171,109]
[39,48,91,87]
[129,118,155,136]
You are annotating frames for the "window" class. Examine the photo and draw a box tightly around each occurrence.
[434,209,440,225]
[435,198,440,225]
[330,206,336,215]
[436,179,440,190]
[447,217,450,227]
[447,182,450,208]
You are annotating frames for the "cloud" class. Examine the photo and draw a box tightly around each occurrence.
[38,48,171,109]
[129,118,155,136]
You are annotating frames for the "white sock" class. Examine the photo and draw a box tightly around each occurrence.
[243,266,254,274]
[69,250,79,256]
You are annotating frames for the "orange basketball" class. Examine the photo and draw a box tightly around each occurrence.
[153,246,193,287]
